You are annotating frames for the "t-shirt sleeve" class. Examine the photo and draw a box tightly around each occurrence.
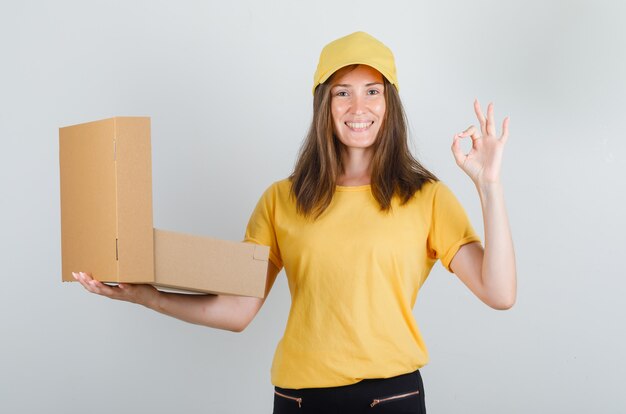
[243,183,284,270]
[427,181,482,273]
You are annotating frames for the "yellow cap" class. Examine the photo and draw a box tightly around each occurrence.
[313,31,398,94]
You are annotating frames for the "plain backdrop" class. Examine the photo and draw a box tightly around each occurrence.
[1,1,624,413]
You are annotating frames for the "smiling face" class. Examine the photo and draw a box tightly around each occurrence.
[330,64,386,152]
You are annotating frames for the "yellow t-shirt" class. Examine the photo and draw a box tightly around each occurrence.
[244,178,481,389]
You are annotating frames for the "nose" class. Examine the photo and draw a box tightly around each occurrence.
[351,94,366,115]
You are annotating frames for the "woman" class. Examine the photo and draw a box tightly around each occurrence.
[74,31,516,413]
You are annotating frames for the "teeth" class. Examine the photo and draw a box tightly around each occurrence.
[346,122,371,129]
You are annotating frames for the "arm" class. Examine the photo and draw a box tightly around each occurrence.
[449,99,517,310]
[73,260,281,332]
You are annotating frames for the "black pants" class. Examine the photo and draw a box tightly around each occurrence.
[273,369,426,414]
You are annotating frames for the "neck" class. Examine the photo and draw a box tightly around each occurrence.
[337,147,373,186]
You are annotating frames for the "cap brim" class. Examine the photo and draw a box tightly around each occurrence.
[313,62,398,94]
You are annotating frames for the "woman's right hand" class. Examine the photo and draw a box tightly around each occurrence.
[73,272,159,308]
[72,261,281,331]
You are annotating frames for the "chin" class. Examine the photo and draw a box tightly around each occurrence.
[336,131,377,145]
[339,137,377,149]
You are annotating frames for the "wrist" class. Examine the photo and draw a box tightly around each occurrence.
[143,287,162,311]
[475,179,503,199]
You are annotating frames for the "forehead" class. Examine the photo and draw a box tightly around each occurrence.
[330,64,384,85]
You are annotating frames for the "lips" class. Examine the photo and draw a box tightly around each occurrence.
[345,121,374,131]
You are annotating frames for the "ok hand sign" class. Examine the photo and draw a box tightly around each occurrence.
[452,99,510,186]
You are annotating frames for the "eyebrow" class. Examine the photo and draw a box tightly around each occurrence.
[332,82,384,88]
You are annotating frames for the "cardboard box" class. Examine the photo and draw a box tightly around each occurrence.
[59,117,269,297]
[153,229,268,297]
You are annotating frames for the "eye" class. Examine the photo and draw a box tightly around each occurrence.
[335,90,348,97]
[368,89,381,95]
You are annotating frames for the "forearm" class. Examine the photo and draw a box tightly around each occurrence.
[145,291,246,332]
[476,181,517,309]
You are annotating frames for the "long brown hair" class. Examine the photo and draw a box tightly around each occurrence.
[289,67,438,219]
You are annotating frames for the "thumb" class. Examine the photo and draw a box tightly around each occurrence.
[451,134,466,166]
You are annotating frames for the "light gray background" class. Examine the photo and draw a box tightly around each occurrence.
[1,0,624,413]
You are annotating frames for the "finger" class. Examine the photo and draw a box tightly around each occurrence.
[500,116,510,144]
[474,98,487,135]
[78,272,119,297]
[486,102,496,137]
[451,134,467,166]
[76,271,95,285]
[88,279,119,296]
[459,125,481,143]
[74,271,94,291]
[75,271,101,293]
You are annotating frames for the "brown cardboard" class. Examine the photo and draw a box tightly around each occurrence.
[153,229,269,297]
[59,116,269,298]
[59,117,154,284]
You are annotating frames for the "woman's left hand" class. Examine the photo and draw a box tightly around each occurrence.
[452,99,510,186]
